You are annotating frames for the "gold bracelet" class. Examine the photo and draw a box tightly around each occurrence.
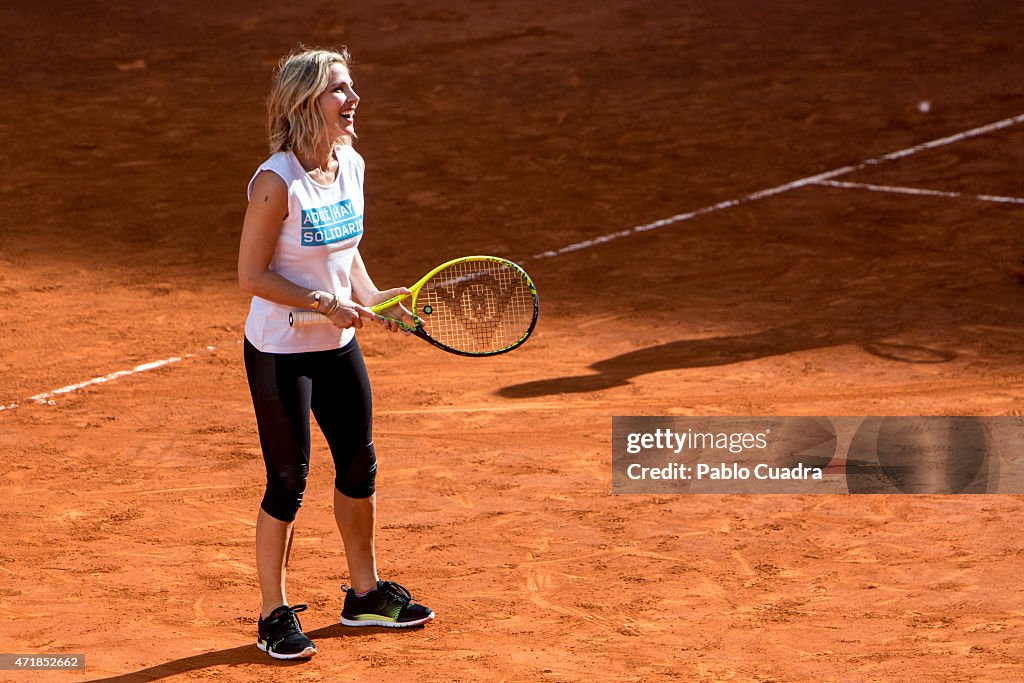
[322,294,341,317]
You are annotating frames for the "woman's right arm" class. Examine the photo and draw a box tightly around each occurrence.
[238,171,373,329]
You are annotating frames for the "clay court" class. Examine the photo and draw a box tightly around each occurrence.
[2,1,1024,680]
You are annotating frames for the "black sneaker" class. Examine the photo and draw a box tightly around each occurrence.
[341,581,435,627]
[257,604,317,659]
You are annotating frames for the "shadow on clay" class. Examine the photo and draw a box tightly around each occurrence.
[84,623,427,682]
[498,322,956,399]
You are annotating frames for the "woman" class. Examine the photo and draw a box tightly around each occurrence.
[238,47,433,660]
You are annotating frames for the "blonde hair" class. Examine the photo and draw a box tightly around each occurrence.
[267,47,353,159]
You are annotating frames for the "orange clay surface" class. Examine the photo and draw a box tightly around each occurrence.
[1,1,1024,681]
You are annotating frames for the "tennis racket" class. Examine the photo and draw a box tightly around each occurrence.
[289,256,539,357]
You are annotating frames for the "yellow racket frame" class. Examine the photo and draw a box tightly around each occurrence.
[289,255,539,356]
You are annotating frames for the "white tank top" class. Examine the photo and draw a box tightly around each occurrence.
[244,145,365,353]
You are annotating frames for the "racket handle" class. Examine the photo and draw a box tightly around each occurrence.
[289,311,334,327]
[289,309,419,332]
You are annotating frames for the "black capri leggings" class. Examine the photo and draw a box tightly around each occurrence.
[244,337,377,523]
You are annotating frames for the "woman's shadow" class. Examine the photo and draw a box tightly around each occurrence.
[498,320,956,398]
[85,624,425,682]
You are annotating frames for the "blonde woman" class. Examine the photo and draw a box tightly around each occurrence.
[238,47,434,660]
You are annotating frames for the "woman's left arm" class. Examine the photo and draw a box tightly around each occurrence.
[350,249,413,332]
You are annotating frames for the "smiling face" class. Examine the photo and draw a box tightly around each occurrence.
[318,63,360,141]
[266,48,356,160]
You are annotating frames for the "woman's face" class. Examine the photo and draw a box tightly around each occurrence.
[318,63,359,140]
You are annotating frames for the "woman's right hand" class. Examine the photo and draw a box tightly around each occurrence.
[322,293,375,329]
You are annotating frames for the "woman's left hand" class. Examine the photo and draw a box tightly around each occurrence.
[364,287,415,333]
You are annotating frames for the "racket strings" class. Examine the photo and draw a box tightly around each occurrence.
[417,260,535,354]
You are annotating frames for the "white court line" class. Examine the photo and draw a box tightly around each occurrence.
[5,113,1024,413]
[529,112,1024,260]
[815,179,1024,205]
[1,345,219,411]
[27,355,195,405]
